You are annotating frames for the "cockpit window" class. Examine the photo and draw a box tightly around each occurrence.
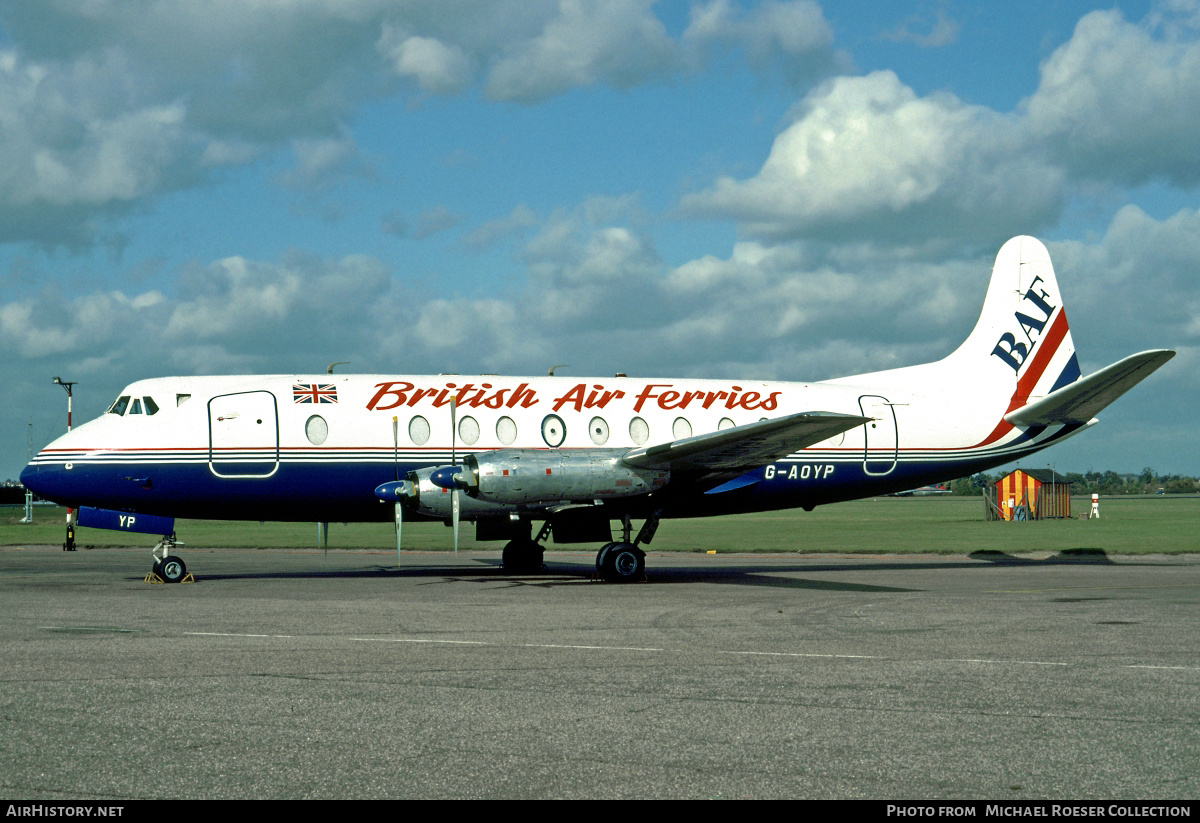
[143,397,159,415]
[108,396,131,416]
[129,398,143,414]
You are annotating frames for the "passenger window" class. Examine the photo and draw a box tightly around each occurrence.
[305,415,328,446]
[409,416,430,446]
[496,416,517,445]
[458,416,480,446]
[589,417,610,445]
[541,414,566,448]
[629,417,649,445]
[108,396,130,416]
[672,417,692,440]
[143,397,159,415]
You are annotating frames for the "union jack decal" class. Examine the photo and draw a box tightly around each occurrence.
[293,383,338,404]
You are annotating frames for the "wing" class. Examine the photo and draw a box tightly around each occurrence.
[621,411,869,473]
[1004,349,1175,427]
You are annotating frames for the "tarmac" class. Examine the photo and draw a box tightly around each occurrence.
[1,545,1198,799]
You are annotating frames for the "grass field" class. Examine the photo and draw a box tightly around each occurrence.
[3,496,1197,554]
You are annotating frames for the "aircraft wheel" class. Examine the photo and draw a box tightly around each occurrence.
[158,555,187,583]
[600,542,644,583]
[501,538,544,574]
[595,542,619,574]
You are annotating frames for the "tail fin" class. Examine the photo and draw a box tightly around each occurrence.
[949,236,1081,409]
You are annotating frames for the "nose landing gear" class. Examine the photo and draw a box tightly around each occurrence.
[148,533,191,583]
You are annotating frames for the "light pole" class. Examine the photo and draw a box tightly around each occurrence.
[53,377,77,550]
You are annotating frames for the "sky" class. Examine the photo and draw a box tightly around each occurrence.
[2,0,1198,482]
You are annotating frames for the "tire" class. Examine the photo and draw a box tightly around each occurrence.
[595,542,619,574]
[600,543,644,583]
[501,539,544,574]
[159,555,187,583]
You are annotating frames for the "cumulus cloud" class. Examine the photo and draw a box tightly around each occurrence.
[682,71,1063,249]
[411,206,464,239]
[0,286,166,360]
[0,47,199,245]
[0,1,839,249]
[1024,7,1200,186]
[1050,205,1200,365]
[878,6,961,48]
[276,132,374,192]
[683,0,844,82]
[461,204,539,251]
[681,6,1200,251]
[377,23,472,95]
[484,0,678,102]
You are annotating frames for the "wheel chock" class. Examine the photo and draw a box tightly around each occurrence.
[143,572,195,584]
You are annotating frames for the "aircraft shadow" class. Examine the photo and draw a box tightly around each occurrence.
[138,565,922,592]
[968,548,1114,565]
[124,548,1167,591]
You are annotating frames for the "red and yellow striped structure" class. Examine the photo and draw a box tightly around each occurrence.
[994,469,1072,520]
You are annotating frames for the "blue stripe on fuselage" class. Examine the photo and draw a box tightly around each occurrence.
[23,427,1080,524]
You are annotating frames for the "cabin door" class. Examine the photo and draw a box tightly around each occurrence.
[858,395,898,476]
[208,391,280,478]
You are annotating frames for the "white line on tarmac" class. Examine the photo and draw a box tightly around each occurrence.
[182,631,1200,670]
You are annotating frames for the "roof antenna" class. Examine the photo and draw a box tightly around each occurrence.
[547,364,569,376]
[326,362,349,374]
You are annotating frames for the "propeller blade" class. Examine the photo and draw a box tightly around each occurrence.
[450,396,457,466]
[392,416,401,564]
[395,502,403,563]
[450,398,458,554]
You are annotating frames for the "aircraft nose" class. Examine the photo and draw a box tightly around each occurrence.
[18,461,38,494]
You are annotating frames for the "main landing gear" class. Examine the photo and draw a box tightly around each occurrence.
[594,511,658,583]
[149,533,189,583]
[501,536,545,574]
[498,510,661,583]
[595,541,645,583]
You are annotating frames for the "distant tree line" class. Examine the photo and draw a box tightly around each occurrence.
[947,469,1199,496]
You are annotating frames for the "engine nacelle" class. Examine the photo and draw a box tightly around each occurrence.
[460,449,668,506]
[405,466,513,520]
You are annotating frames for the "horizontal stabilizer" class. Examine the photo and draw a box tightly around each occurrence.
[1004,349,1175,427]
[622,411,869,473]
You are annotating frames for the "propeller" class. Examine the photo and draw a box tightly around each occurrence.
[450,397,459,554]
[393,416,402,564]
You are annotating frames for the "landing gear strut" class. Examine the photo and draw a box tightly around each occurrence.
[150,533,188,583]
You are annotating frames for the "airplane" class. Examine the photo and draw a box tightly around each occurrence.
[19,236,1174,583]
[890,484,953,497]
